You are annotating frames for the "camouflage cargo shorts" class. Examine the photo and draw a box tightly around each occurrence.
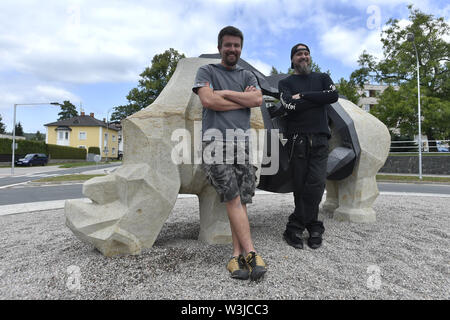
[201,141,257,204]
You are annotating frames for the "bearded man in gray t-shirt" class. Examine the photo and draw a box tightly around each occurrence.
[192,26,267,281]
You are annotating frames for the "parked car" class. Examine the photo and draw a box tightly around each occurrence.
[15,153,48,166]
[436,141,449,152]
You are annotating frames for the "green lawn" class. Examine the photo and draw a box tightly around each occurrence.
[33,174,106,183]
[389,152,450,156]
[56,160,121,168]
[376,174,450,183]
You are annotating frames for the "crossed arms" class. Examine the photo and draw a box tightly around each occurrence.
[279,78,339,114]
[197,85,263,111]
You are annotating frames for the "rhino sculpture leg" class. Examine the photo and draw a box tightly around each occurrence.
[331,175,378,223]
[198,186,232,244]
[323,175,378,223]
[65,112,183,257]
[322,99,390,223]
[322,180,339,215]
[65,163,181,256]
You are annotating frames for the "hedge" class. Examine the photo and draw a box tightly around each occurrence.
[88,146,100,155]
[47,144,87,159]
[0,138,46,154]
[0,138,86,160]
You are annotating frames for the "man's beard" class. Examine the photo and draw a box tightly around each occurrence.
[223,53,238,67]
[294,61,311,75]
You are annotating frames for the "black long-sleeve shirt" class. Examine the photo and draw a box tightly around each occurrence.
[278,72,338,136]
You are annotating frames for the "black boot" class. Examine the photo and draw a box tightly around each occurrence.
[283,230,304,249]
[307,231,323,249]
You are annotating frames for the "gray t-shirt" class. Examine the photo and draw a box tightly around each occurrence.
[192,64,260,141]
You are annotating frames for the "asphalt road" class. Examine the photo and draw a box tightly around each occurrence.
[0,184,84,205]
[1,180,449,206]
[1,163,449,206]
[0,163,120,188]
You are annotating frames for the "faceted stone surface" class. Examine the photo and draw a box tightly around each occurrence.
[65,58,390,256]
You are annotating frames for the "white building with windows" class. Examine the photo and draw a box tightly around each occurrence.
[357,83,399,112]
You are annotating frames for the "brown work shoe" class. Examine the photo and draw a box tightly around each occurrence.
[245,251,267,281]
[226,255,249,280]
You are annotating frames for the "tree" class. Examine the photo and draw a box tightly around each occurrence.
[372,82,450,140]
[336,78,361,105]
[111,48,186,121]
[58,100,78,120]
[270,66,279,75]
[0,114,6,134]
[351,5,450,140]
[34,130,45,141]
[15,122,24,136]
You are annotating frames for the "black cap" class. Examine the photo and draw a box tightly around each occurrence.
[290,43,310,69]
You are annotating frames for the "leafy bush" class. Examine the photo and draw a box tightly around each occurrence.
[88,146,101,155]
[1,138,89,161]
[47,144,87,159]
[390,135,418,153]
[0,138,47,154]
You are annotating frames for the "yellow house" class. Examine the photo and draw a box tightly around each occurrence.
[44,112,120,159]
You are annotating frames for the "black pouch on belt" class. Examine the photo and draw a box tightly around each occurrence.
[294,136,307,159]
[289,134,307,161]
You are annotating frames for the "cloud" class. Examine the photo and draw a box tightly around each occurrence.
[0,80,80,109]
[245,58,272,76]
[34,85,81,103]
[0,80,81,132]
[0,0,229,84]
[319,26,383,67]
[0,0,448,132]
[1,0,446,84]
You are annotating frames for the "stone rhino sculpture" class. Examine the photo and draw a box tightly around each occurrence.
[65,57,390,256]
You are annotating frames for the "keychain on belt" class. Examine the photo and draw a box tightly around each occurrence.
[289,134,298,162]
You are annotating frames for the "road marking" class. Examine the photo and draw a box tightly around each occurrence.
[0,181,29,189]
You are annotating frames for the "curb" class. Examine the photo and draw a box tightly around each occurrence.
[0,198,90,217]
[376,179,450,185]
[1,191,449,217]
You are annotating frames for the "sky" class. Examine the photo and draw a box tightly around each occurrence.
[0,0,449,134]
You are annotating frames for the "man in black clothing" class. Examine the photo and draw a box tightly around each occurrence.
[279,43,338,249]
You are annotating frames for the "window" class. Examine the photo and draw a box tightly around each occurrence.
[59,132,64,140]
[79,132,87,140]
[112,135,116,142]
[104,133,108,147]
[362,104,371,112]
[112,148,116,155]
[65,132,69,139]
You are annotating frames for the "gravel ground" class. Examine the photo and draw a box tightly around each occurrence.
[0,193,449,300]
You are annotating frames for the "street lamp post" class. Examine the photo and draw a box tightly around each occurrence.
[407,33,423,180]
[105,107,115,161]
[11,102,61,175]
